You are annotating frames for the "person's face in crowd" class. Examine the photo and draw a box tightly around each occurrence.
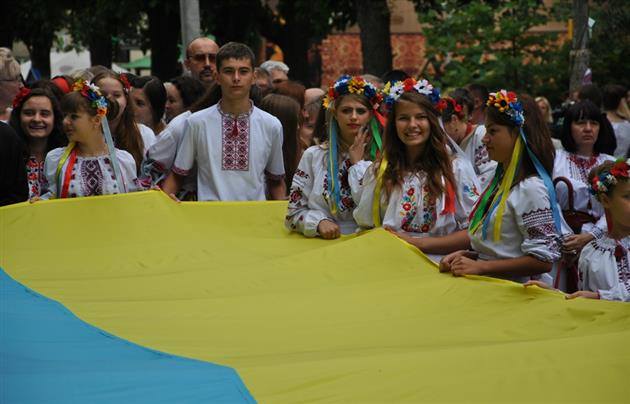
[299,108,317,147]
[335,96,371,145]
[270,69,288,85]
[185,38,219,84]
[537,100,549,117]
[483,119,517,165]
[254,70,271,92]
[571,117,599,153]
[442,115,465,144]
[97,78,126,121]
[395,100,431,155]
[62,108,100,143]
[600,180,630,235]
[164,82,184,122]
[130,87,154,127]
[216,58,254,101]
[0,74,23,108]
[20,96,54,140]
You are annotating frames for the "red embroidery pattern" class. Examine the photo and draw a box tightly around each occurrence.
[322,159,355,212]
[26,156,45,198]
[568,153,600,184]
[521,208,557,240]
[221,114,250,171]
[400,183,436,233]
[80,159,104,196]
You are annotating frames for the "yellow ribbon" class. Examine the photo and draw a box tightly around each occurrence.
[492,136,523,240]
[372,156,389,227]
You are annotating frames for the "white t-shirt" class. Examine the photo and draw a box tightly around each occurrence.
[41,147,139,199]
[579,236,630,302]
[173,102,285,201]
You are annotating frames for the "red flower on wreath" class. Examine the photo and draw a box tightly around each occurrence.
[610,162,629,178]
[13,87,31,109]
[403,78,414,92]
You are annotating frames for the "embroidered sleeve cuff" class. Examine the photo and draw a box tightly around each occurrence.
[265,170,285,181]
[584,224,605,239]
[171,165,191,176]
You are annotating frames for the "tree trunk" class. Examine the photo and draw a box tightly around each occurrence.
[569,0,589,94]
[356,0,393,77]
[148,4,181,80]
[89,33,113,69]
[30,36,53,80]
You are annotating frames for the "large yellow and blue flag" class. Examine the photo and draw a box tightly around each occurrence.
[1,191,629,402]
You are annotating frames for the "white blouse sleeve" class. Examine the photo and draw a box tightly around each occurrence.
[116,149,141,193]
[348,160,372,203]
[511,179,562,263]
[352,166,379,229]
[40,147,65,200]
[452,157,481,229]
[172,119,195,176]
[285,148,332,237]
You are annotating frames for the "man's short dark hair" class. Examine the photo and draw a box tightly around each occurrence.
[216,42,255,71]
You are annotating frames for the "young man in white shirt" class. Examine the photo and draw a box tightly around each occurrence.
[163,42,286,201]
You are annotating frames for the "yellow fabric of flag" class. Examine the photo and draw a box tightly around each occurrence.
[2,191,629,402]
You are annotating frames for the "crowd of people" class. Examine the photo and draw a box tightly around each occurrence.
[1,38,629,303]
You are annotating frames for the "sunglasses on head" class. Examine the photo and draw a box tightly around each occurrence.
[189,53,217,63]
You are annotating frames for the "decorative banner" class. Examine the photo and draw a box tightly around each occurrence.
[2,191,629,403]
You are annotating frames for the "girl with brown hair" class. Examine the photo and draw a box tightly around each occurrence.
[92,71,152,171]
[285,75,384,239]
[352,78,480,256]
[441,90,566,284]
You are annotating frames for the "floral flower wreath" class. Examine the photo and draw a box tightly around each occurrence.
[12,87,32,109]
[119,73,132,93]
[322,75,382,111]
[382,78,441,110]
[436,96,465,119]
[72,79,108,117]
[486,90,524,126]
[590,159,630,200]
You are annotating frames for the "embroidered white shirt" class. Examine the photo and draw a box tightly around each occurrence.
[469,176,564,284]
[173,103,285,201]
[352,156,481,237]
[41,147,139,199]
[138,123,156,155]
[553,149,614,238]
[579,236,630,302]
[285,145,371,237]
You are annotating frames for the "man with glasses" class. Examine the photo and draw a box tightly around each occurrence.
[184,37,220,86]
[0,47,24,122]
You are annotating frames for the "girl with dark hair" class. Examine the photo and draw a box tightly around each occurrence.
[92,70,152,170]
[131,75,167,134]
[9,87,67,198]
[441,88,497,190]
[37,81,139,199]
[553,100,616,257]
[164,76,205,122]
[285,75,384,239]
[526,159,630,302]
[259,93,301,192]
[440,90,565,284]
[352,79,480,256]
